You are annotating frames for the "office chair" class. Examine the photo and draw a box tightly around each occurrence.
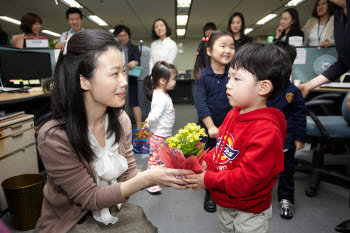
[301,91,350,197]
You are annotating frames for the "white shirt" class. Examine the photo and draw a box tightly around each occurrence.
[88,114,128,225]
[148,89,175,137]
[308,24,325,46]
[59,28,84,42]
[149,37,178,72]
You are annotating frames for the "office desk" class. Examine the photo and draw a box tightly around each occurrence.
[0,90,50,124]
[313,87,350,93]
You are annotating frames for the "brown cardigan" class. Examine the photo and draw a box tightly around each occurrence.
[37,111,140,233]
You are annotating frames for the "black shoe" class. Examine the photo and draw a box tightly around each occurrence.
[335,219,350,232]
[204,190,216,212]
[280,199,293,219]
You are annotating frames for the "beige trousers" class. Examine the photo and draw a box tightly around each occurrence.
[218,205,272,233]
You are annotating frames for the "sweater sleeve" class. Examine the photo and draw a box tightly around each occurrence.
[322,56,349,81]
[38,130,127,212]
[194,78,211,120]
[119,111,141,180]
[166,39,178,65]
[204,128,284,198]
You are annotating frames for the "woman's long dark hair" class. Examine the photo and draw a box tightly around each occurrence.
[143,61,177,100]
[227,12,246,40]
[151,18,171,40]
[42,29,123,162]
[193,30,234,81]
[283,8,302,38]
[312,0,336,17]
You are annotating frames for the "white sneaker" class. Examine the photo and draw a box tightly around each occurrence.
[146,185,162,194]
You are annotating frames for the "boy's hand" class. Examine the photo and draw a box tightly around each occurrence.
[295,140,305,151]
[208,126,218,138]
[183,171,206,190]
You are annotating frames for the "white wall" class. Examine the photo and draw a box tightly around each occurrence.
[131,38,200,71]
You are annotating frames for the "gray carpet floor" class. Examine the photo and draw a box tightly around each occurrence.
[1,104,349,233]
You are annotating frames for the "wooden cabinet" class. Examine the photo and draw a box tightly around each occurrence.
[0,114,38,211]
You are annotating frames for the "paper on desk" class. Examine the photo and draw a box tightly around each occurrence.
[294,48,306,64]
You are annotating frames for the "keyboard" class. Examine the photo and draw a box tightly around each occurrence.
[320,82,350,88]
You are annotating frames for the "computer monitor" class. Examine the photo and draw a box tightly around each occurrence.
[0,49,52,87]
[292,46,338,83]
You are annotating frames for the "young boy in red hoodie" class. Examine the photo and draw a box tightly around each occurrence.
[184,43,290,233]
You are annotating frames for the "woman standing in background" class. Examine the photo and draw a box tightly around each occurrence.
[11,13,43,48]
[114,24,143,129]
[227,12,252,52]
[149,19,178,71]
[302,0,336,46]
[274,8,304,44]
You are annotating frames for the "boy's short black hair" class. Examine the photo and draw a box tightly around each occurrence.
[231,43,291,99]
[66,7,83,20]
[113,24,131,37]
[272,40,297,65]
[203,22,216,36]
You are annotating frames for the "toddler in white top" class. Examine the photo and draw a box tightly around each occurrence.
[143,61,177,193]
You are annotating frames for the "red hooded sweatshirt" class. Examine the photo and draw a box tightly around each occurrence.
[204,107,287,214]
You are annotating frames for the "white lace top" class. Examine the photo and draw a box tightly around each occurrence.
[88,114,128,225]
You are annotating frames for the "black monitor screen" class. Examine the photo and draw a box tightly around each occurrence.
[0,50,52,87]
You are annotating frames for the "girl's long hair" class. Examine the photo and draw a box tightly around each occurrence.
[193,30,234,81]
[41,29,123,162]
[143,61,177,100]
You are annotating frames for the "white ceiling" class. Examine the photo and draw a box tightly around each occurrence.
[0,0,317,41]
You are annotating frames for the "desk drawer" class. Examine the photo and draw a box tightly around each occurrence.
[0,143,38,210]
[0,120,34,140]
[0,128,35,159]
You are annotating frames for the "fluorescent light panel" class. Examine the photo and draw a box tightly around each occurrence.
[88,15,108,26]
[177,15,188,26]
[177,29,186,36]
[285,0,305,6]
[244,28,253,34]
[0,16,20,25]
[177,0,191,8]
[59,0,83,8]
[42,30,61,37]
[256,14,277,25]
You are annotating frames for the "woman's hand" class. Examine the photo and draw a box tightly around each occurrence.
[298,82,312,99]
[183,171,206,190]
[146,165,194,190]
[208,126,219,138]
[128,61,138,70]
[295,140,305,151]
[320,39,330,47]
[275,25,284,39]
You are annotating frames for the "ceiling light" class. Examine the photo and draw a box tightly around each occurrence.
[59,0,83,8]
[244,28,253,34]
[0,16,20,25]
[42,30,61,37]
[109,29,114,33]
[256,14,277,25]
[285,0,305,6]
[177,0,191,8]
[177,15,188,26]
[177,29,186,36]
[88,15,108,26]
